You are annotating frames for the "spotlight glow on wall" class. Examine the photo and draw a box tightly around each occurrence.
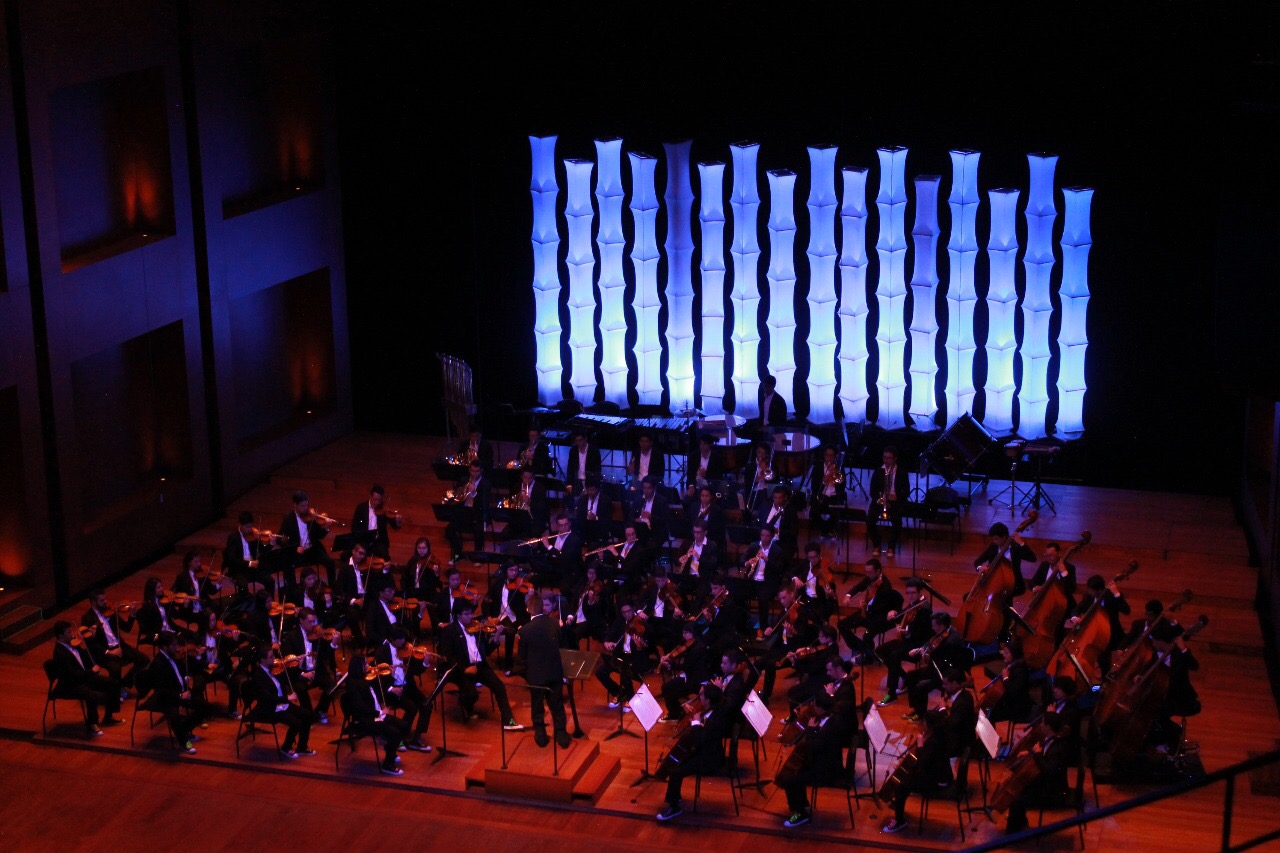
[1020,154,1058,438]
[630,152,663,406]
[664,141,696,412]
[529,135,561,404]
[595,138,628,406]
[837,166,870,424]
[875,146,909,430]
[1057,186,1093,437]
[730,142,762,417]
[766,168,798,409]
[805,145,839,424]
[698,161,727,415]
[908,175,941,429]
[945,150,981,424]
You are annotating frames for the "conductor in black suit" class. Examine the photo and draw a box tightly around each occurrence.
[517,591,570,748]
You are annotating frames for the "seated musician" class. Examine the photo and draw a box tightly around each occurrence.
[345,656,414,775]
[659,621,713,723]
[758,585,819,706]
[595,599,653,708]
[281,607,337,724]
[776,693,847,828]
[401,537,443,608]
[458,423,495,470]
[431,567,475,633]
[445,459,489,566]
[351,484,403,560]
[145,630,210,754]
[374,626,434,752]
[784,623,842,709]
[683,486,726,552]
[902,612,967,722]
[685,433,723,494]
[1004,676,1079,833]
[281,490,335,587]
[628,432,666,488]
[758,485,799,550]
[1120,598,1165,650]
[514,426,553,475]
[838,559,903,664]
[564,562,611,648]
[655,682,732,822]
[82,589,149,689]
[171,550,224,620]
[793,542,838,621]
[250,644,315,758]
[1028,541,1078,611]
[630,476,669,547]
[868,447,910,558]
[488,561,532,673]
[573,475,612,543]
[287,566,334,628]
[822,656,860,733]
[189,611,244,718]
[505,467,548,540]
[365,582,403,649]
[808,445,846,540]
[137,577,190,643]
[1149,621,1201,754]
[50,620,124,735]
[881,709,954,833]
[675,521,718,592]
[604,524,648,591]
[711,648,753,718]
[564,430,601,506]
[742,525,788,632]
[223,511,278,596]
[335,543,375,647]
[876,577,933,706]
[744,443,776,514]
[533,513,583,589]
[1065,573,1131,677]
[985,640,1034,725]
[639,565,685,651]
[939,667,978,757]
[438,602,522,731]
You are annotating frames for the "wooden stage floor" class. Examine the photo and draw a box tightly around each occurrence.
[2,431,1278,852]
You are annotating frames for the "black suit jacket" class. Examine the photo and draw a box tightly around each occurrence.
[458,438,495,469]
[973,540,1037,597]
[81,608,135,655]
[52,641,95,688]
[439,621,495,670]
[519,441,553,475]
[364,598,400,648]
[629,448,666,482]
[943,689,978,757]
[758,389,788,426]
[684,500,726,548]
[350,501,401,553]
[869,465,911,508]
[250,663,289,708]
[743,541,789,585]
[687,450,726,486]
[222,530,267,580]
[629,492,669,544]
[565,444,602,490]
[518,613,563,685]
[146,652,188,708]
[280,511,329,553]
[757,502,799,545]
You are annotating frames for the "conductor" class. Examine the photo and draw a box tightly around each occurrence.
[517,591,571,749]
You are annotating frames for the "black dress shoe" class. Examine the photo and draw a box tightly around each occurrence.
[555,731,571,749]
[534,730,550,748]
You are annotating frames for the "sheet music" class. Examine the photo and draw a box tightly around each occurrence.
[741,690,773,739]
[865,704,890,752]
[629,683,663,732]
[976,709,1001,759]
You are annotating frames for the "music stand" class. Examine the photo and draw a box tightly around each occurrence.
[1019,445,1060,514]
[626,683,664,787]
[429,665,467,763]
[560,648,600,739]
[602,654,643,741]
[989,442,1032,514]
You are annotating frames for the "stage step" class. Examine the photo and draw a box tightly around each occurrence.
[572,749,621,802]
[0,611,55,655]
[464,733,616,803]
[0,605,42,639]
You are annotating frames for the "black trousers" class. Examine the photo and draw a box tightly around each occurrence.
[388,678,433,738]
[527,677,568,735]
[354,715,410,767]
[261,701,312,750]
[449,662,514,722]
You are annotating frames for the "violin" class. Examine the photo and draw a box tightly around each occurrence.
[357,555,389,573]
[627,611,649,637]
[395,643,440,662]
[268,601,299,619]
[763,597,801,640]
[270,654,303,676]
[505,572,534,595]
[98,602,140,619]
[659,582,684,616]
[69,624,97,647]
[300,509,342,527]
[452,580,480,602]
[194,565,224,583]
[583,580,604,605]
[390,596,423,615]
[158,591,193,607]
[465,616,502,635]
[306,626,340,644]
[659,639,694,670]
[250,527,286,545]
[365,662,394,681]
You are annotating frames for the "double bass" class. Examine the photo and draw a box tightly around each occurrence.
[957,511,1038,645]
[1094,589,1192,728]
[1010,531,1091,669]
[1044,561,1138,688]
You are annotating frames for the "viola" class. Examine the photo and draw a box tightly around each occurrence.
[957,510,1039,644]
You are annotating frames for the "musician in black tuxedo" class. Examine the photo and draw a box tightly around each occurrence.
[972,520,1037,598]
[1027,540,1079,636]
[515,427,553,475]
[1004,676,1079,833]
[458,425,495,470]
[50,620,123,734]
[837,559,904,662]
[563,563,612,648]
[364,583,402,649]
[573,476,613,543]
[713,648,753,719]
[136,577,190,643]
[655,682,732,822]
[171,551,224,621]
[438,602,520,729]
[756,374,788,431]
[605,524,648,590]
[281,490,335,586]
[639,566,685,651]
[223,512,278,596]
[373,626,434,751]
[758,585,820,705]
[594,600,652,705]
[939,668,977,757]
[1066,574,1132,666]
[782,624,842,709]
[445,460,489,564]
[145,631,209,750]
[868,447,912,557]
[903,613,970,721]
[683,486,726,551]
[741,526,790,632]
[505,467,549,540]
[488,562,532,672]
[430,568,473,632]
[881,710,954,834]
[279,607,338,723]
[658,621,713,722]
[875,577,934,706]
[334,543,376,647]
[350,484,403,560]
[629,476,669,547]
[344,655,414,774]
[627,433,665,486]
[81,590,149,688]
[564,430,602,500]
[288,566,334,627]
[985,640,1034,725]
[249,644,314,758]
[686,434,725,491]
[517,591,570,748]
[702,574,751,656]
[401,537,443,603]
[675,521,718,593]
[775,694,847,827]
[809,445,847,539]
[758,486,799,551]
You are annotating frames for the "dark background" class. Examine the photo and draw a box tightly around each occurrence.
[334,2,1280,495]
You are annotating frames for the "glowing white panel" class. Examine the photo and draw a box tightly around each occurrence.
[838,167,870,423]
[730,142,762,417]
[594,138,628,406]
[698,161,727,415]
[945,150,981,424]
[983,188,1020,435]
[766,169,798,409]
[874,146,909,429]
[805,145,839,424]
[1057,186,1093,437]
[1020,154,1058,438]
[908,175,942,429]
[664,141,696,412]
[565,158,598,402]
[529,135,561,404]
[630,152,663,406]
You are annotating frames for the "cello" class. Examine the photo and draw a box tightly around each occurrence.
[957,511,1038,645]
[1094,589,1192,728]
[1010,531,1091,669]
[1044,561,1138,688]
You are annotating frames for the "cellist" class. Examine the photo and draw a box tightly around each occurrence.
[1003,676,1079,834]
[881,709,953,834]
[1148,621,1201,754]
[837,559,903,664]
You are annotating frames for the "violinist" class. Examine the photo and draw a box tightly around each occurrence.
[1148,621,1201,754]
[973,521,1035,599]
[1003,676,1079,834]
[281,607,337,723]
[868,447,910,558]
[564,563,610,649]
[984,640,1034,726]
[658,621,713,723]
[172,550,223,619]
[351,484,403,560]
[683,486,726,553]
[145,630,210,754]
[874,576,933,707]
[637,565,685,651]
[81,589,149,689]
[287,566,334,628]
[137,577,190,643]
[445,459,489,566]
[758,486,799,551]
[758,586,819,706]
[700,573,750,655]
[374,626,434,752]
[51,620,124,736]
[902,612,967,723]
[430,567,474,632]
[517,591,571,749]
[742,525,787,632]
[190,611,244,718]
[938,667,978,757]
[655,682,730,822]
[822,656,860,728]
[401,537,443,604]
[629,476,669,548]
[489,562,532,673]
[837,559,903,664]
[881,709,953,834]
[223,511,277,596]
[250,644,315,758]
[594,600,652,708]
[564,430,601,505]
[775,693,846,829]
[345,655,413,775]
[793,542,838,621]
[366,582,406,649]
[438,603,522,731]
[783,623,842,709]
[573,475,613,544]
[281,490,336,586]
[808,445,846,540]
[1065,573,1130,677]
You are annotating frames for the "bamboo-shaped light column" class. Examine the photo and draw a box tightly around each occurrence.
[766,169,798,408]
[664,141,696,412]
[529,136,561,403]
[730,142,762,417]
[805,145,839,424]
[698,161,728,415]
[565,158,598,402]
[874,146,909,429]
[908,175,942,429]
[945,150,981,424]
[837,167,871,423]
[1019,154,1058,438]
[984,188,1020,435]
[595,138,628,406]
[1057,186,1093,437]
[630,152,663,406]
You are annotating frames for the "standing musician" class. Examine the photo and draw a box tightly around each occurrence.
[488,562,532,673]
[345,656,414,775]
[595,600,652,707]
[250,644,315,758]
[564,563,612,648]
[984,640,1034,726]
[564,430,602,505]
[81,589,149,689]
[655,682,731,822]
[658,620,713,723]
[757,585,819,705]
[683,486,726,552]
[973,521,1036,598]
[351,484,403,560]
[838,559,903,664]
[438,602,522,731]
[223,511,278,596]
[752,374,788,434]
[758,486,800,550]
[868,447,911,558]
[627,432,666,488]
[171,550,223,619]
[686,433,724,491]
[901,612,968,723]
[374,626,435,752]
[742,525,788,631]
[675,521,718,590]
[514,426,553,475]
[518,591,571,749]
[506,467,549,540]
[458,424,495,470]
[792,542,838,621]
[445,459,489,566]
[808,445,847,540]
[1003,676,1080,833]
[281,490,336,587]
[50,620,124,735]
[532,514,583,589]
[1065,573,1131,678]
[875,577,934,706]
[630,476,669,547]
[573,475,613,543]
[280,607,337,724]
[881,709,954,834]
[145,630,210,753]
[775,693,847,828]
